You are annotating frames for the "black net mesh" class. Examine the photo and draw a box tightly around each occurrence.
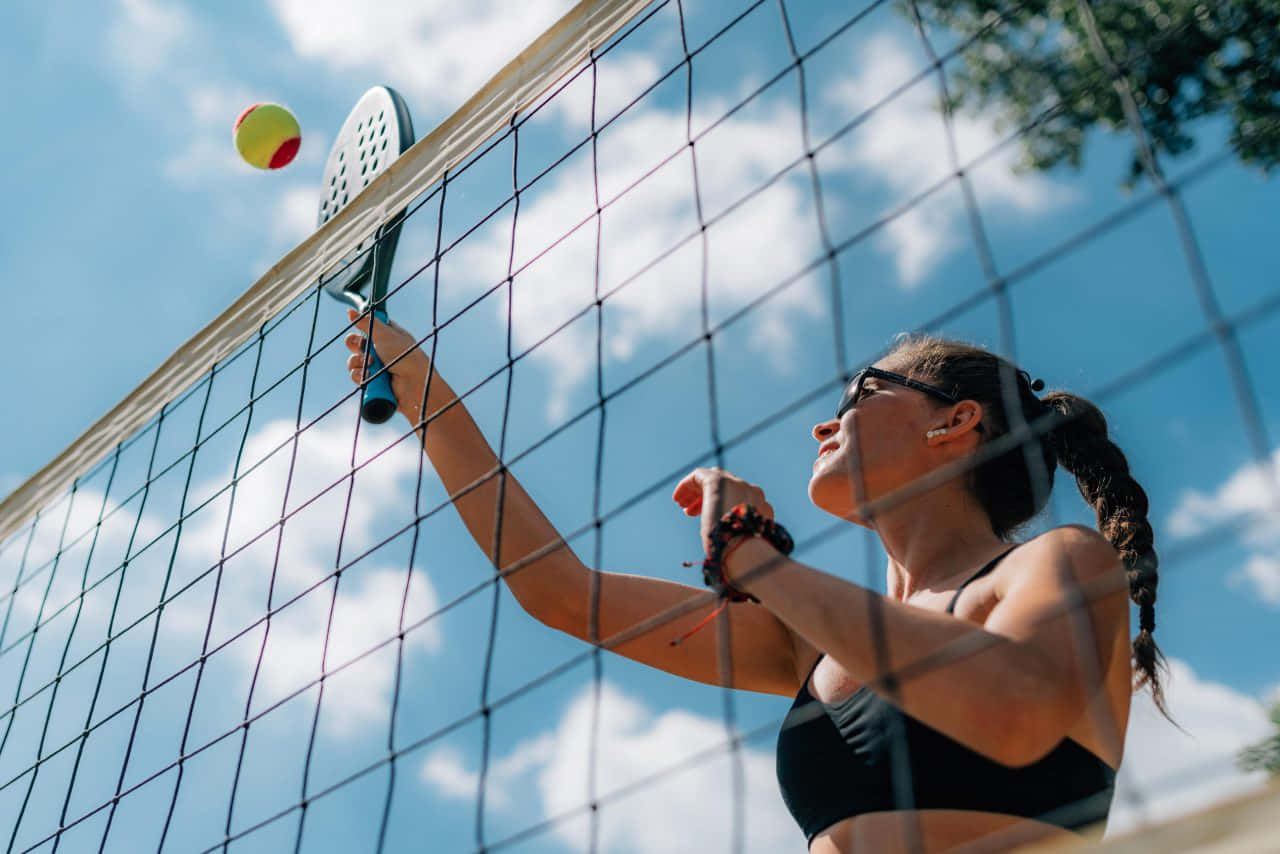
[0,1,1277,852]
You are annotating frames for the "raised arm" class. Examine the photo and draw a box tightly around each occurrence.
[345,310,809,696]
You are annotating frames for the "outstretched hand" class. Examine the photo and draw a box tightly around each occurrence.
[344,308,433,420]
[671,467,774,556]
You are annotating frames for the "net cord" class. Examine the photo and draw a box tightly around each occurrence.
[670,1,748,850]
[586,48,607,854]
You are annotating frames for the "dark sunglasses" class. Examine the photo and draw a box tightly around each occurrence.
[836,367,982,432]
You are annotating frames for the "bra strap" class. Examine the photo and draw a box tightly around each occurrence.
[946,546,1016,614]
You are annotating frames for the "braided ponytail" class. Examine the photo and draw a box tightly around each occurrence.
[1042,391,1169,716]
[891,334,1170,715]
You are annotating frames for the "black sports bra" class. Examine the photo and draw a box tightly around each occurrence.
[775,550,1116,843]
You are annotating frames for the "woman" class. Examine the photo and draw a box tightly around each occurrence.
[345,309,1163,852]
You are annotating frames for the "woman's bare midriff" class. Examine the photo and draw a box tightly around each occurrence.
[810,809,1091,853]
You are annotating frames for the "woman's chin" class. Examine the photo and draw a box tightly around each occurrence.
[809,473,880,528]
[809,482,860,524]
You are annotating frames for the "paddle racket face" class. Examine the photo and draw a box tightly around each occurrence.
[319,85,414,309]
[318,85,415,423]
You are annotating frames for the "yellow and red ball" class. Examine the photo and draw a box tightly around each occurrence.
[233,103,301,170]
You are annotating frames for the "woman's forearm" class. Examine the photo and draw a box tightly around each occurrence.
[727,538,1064,764]
[404,368,589,625]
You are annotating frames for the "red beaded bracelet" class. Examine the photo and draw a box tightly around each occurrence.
[672,503,795,646]
[702,503,795,598]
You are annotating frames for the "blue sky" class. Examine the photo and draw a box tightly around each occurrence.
[1,0,1279,852]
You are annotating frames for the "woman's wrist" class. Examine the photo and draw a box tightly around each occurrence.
[400,365,456,426]
[720,535,781,593]
[703,503,794,598]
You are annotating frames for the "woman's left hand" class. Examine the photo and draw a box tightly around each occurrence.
[671,467,774,558]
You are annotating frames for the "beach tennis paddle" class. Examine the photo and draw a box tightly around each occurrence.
[318,85,415,424]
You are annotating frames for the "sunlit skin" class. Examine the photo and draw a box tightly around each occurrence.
[347,313,1133,853]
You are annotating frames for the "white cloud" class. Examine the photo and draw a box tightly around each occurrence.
[547,53,665,129]
[1109,658,1272,835]
[247,564,439,736]
[161,85,261,185]
[169,415,441,734]
[4,413,439,740]
[1229,553,1280,606]
[422,733,555,809]
[1167,449,1280,543]
[419,667,1272,849]
[824,34,1074,286]
[267,0,577,111]
[272,184,322,246]
[107,0,192,76]
[422,748,482,800]
[163,138,244,187]
[1,484,165,637]
[441,33,1076,421]
[452,93,826,421]
[421,682,802,854]
[882,203,962,285]
[188,86,259,127]
[538,685,799,853]
[1167,449,1280,607]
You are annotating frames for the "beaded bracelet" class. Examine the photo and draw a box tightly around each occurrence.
[672,503,795,646]
[702,503,795,599]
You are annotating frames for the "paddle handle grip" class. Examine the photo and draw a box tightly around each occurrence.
[360,309,398,424]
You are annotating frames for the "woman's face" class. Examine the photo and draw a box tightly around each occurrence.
[807,361,952,521]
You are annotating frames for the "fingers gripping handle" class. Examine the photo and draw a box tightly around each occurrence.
[359,309,398,424]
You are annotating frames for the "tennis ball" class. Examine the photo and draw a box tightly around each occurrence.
[233,103,301,170]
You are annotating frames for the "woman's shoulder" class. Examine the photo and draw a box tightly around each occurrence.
[974,527,1129,641]
[1002,525,1123,584]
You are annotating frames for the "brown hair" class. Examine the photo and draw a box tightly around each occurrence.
[890,335,1167,713]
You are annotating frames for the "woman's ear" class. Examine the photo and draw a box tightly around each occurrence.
[948,400,984,436]
[925,401,984,445]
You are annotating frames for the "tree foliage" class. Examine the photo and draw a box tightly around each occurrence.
[911,0,1280,183]
[1237,702,1280,777]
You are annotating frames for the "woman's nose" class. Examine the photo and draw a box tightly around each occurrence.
[812,419,838,441]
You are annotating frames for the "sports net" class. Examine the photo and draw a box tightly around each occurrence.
[1,0,1278,852]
